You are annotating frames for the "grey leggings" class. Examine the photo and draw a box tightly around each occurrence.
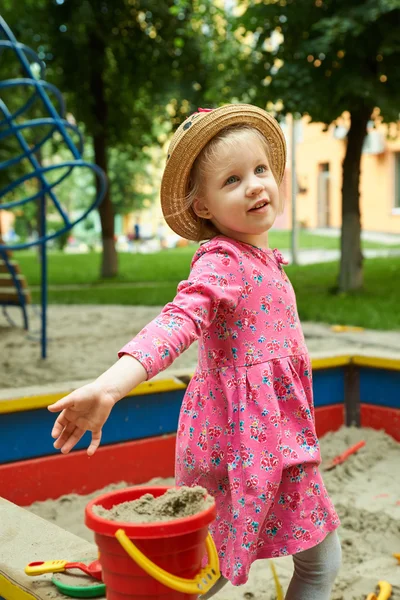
[201,530,341,600]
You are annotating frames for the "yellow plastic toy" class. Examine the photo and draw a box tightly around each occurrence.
[269,560,283,600]
[115,529,220,595]
[331,325,364,333]
[365,580,392,600]
[25,558,101,579]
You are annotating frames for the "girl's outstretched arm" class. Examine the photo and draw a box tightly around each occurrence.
[48,355,147,456]
[49,240,241,456]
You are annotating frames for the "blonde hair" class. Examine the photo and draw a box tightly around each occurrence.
[182,125,282,241]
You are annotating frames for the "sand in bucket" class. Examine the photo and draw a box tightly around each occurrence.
[92,486,214,523]
[85,486,218,600]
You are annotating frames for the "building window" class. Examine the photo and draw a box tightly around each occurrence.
[395,153,400,209]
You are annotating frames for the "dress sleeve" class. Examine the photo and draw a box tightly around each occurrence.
[118,242,243,378]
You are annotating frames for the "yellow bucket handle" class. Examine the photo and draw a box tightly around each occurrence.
[115,529,220,595]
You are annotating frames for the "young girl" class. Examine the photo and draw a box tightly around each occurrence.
[49,104,341,599]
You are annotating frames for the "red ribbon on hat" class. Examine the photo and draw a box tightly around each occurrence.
[197,108,213,112]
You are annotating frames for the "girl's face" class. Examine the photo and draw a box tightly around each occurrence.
[193,137,280,249]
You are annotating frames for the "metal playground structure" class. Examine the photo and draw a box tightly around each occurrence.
[0,17,107,358]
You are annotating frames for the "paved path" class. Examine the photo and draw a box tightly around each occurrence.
[311,227,400,245]
[282,247,400,266]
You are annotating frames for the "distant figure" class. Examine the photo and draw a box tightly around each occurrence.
[131,219,141,252]
[133,220,141,242]
[5,227,17,242]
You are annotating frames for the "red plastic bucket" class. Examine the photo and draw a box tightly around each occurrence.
[85,486,217,600]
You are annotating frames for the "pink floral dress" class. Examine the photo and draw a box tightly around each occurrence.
[119,235,340,585]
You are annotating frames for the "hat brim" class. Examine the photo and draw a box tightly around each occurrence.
[161,104,287,241]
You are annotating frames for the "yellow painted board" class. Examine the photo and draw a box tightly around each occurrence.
[311,355,352,370]
[0,377,187,415]
[0,574,38,600]
[352,355,400,372]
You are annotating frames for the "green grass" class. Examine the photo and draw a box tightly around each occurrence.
[16,231,400,287]
[16,245,400,331]
[36,283,181,306]
[288,259,400,330]
[18,247,194,286]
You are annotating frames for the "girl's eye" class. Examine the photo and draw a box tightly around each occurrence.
[255,165,268,174]
[225,175,239,185]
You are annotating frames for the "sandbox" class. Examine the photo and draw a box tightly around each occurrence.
[1,354,400,600]
[23,426,400,600]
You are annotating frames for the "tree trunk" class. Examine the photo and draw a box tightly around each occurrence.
[89,33,117,278]
[339,106,372,292]
[93,133,117,277]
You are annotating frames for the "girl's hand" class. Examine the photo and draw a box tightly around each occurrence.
[48,382,116,456]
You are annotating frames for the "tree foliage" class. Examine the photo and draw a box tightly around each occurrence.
[1,0,217,275]
[236,0,400,123]
[229,0,400,291]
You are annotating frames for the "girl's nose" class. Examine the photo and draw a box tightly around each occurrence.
[246,181,264,197]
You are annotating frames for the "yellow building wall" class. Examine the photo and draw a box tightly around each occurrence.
[295,120,343,229]
[295,116,400,233]
[360,138,400,232]
[0,210,15,238]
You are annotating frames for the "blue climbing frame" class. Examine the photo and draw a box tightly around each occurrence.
[0,17,107,358]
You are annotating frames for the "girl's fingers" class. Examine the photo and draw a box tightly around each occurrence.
[87,430,102,457]
[48,393,78,413]
[51,411,69,438]
[59,426,86,455]
[53,421,76,449]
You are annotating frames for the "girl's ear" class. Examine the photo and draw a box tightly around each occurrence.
[193,197,212,220]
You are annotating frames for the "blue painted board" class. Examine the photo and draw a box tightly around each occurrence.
[312,368,345,407]
[359,368,400,408]
[0,389,184,464]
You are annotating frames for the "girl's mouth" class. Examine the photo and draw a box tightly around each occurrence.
[248,201,270,213]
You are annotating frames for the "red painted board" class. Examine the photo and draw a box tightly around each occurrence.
[0,434,176,506]
[314,404,344,438]
[360,404,400,442]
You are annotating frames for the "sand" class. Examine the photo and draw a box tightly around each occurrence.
[1,305,400,391]
[27,426,400,600]
[91,486,214,523]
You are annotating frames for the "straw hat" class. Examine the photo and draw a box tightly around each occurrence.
[160,103,287,241]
